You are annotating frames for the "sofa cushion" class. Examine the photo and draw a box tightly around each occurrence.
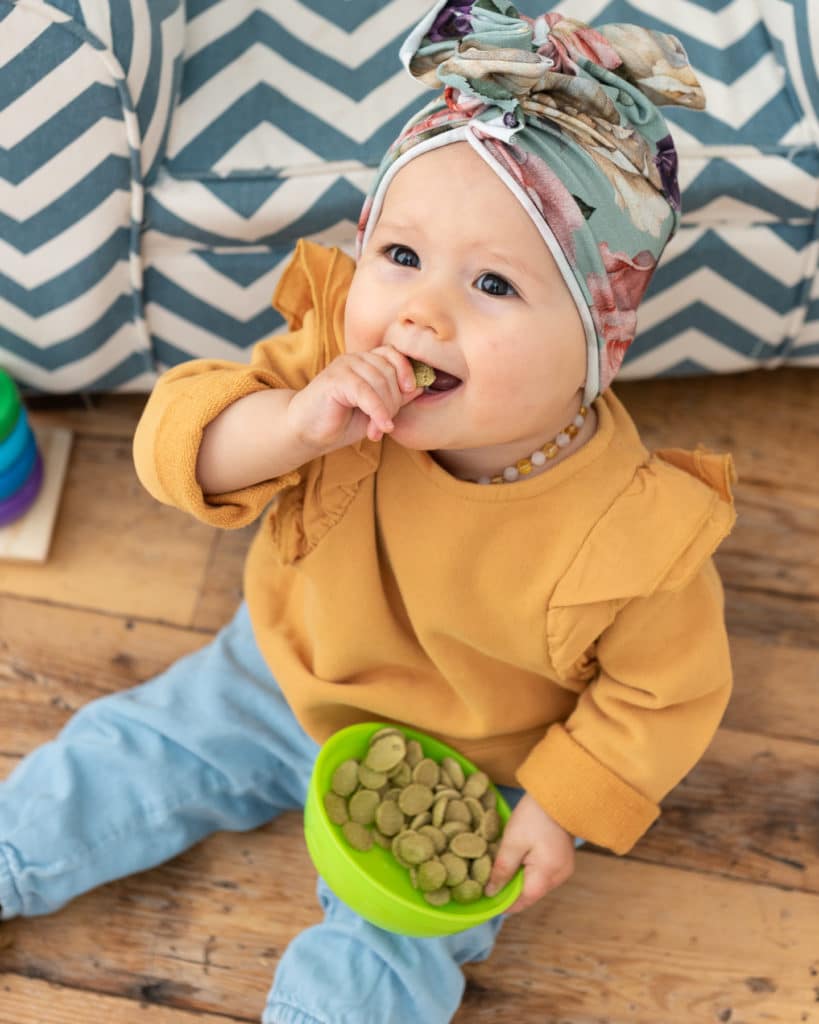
[0,0,185,391]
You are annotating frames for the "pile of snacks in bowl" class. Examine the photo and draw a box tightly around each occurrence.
[304,722,522,937]
[326,727,501,906]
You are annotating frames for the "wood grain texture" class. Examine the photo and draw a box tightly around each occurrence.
[0,434,215,626]
[0,369,817,1024]
[0,974,244,1024]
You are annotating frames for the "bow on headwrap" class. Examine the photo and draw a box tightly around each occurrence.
[357,0,706,403]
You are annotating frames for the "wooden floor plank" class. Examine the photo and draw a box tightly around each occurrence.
[717,481,819,601]
[0,595,209,756]
[623,727,819,893]
[191,526,255,633]
[27,394,147,441]
[723,585,819,650]
[460,853,819,1023]
[618,367,819,496]
[0,434,216,627]
[2,836,816,1024]
[0,974,247,1024]
[724,634,819,742]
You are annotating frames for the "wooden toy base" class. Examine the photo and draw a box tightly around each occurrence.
[0,426,73,562]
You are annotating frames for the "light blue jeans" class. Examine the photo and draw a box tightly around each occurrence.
[0,602,519,1024]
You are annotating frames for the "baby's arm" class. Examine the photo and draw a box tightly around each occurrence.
[196,345,421,495]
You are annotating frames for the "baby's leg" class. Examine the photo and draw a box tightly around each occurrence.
[264,877,505,1024]
[0,603,318,919]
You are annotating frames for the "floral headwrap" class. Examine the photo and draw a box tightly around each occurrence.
[356,0,705,404]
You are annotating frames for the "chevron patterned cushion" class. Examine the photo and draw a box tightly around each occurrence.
[2,0,818,391]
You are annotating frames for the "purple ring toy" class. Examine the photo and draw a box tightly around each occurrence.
[0,451,43,527]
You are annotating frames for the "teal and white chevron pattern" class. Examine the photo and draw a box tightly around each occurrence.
[2,0,818,390]
[1,0,184,391]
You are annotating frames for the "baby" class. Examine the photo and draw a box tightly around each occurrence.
[0,4,736,1023]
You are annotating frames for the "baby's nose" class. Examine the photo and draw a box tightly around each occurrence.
[397,287,455,340]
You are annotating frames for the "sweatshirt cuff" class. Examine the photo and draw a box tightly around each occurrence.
[515,724,660,854]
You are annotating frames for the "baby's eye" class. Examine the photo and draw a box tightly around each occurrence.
[385,244,420,268]
[475,272,517,297]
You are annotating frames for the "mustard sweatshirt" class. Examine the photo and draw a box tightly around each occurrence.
[133,240,737,854]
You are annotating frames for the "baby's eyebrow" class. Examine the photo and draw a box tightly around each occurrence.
[481,248,532,279]
[370,218,417,236]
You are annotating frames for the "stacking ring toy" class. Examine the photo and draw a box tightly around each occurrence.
[0,368,21,442]
[0,408,34,475]
[0,451,43,527]
[0,429,37,501]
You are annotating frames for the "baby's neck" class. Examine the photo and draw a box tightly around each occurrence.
[432,404,599,484]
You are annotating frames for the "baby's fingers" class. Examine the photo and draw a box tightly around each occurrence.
[484,836,526,901]
[344,374,395,437]
[504,859,569,914]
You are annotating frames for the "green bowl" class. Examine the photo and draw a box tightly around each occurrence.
[304,721,523,937]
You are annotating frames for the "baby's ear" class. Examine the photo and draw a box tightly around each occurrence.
[597,24,706,111]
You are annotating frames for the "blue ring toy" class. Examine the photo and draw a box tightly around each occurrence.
[0,408,32,475]
[0,429,37,501]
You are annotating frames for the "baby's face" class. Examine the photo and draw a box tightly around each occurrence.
[344,142,587,479]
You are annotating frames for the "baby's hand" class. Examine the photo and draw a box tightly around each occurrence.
[484,794,575,914]
[287,346,422,452]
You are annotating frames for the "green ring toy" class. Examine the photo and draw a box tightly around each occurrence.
[0,369,22,444]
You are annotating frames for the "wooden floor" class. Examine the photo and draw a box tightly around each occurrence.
[1,367,818,1024]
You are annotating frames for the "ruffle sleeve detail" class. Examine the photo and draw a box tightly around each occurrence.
[134,240,362,532]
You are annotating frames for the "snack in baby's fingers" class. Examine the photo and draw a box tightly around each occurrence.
[409,359,436,388]
[325,726,503,907]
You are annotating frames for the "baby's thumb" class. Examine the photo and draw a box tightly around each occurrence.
[484,834,526,897]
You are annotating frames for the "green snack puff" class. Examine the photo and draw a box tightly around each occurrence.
[481,790,497,811]
[444,799,472,825]
[397,831,435,865]
[417,859,448,892]
[349,789,379,825]
[451,879,483,904]
[358,763,388,789]
[464,796,485,828]
[463,770,490,799]
[441,820,470,839]
[410,358,436,388]
[342,821,374,852]
[398,783,435,817]
[412,758,440,788]
[441,851,468,887]
[405,739,424,768]
[449,832,488,860]
[370,727,403,743]
[331,759,360,797]
[432,797,449,828]
[389,761,412,787]
[392,831,414,869]
[418,824,447,855]
[375,799,405,837]
[372,829,392,850]
[323,791,349,826]
[410,811,432,830]
[423,887,451,907]
[441,757,465,790]
[365,733,407,773]
[471,854,492,886]
[479,808,501,842]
